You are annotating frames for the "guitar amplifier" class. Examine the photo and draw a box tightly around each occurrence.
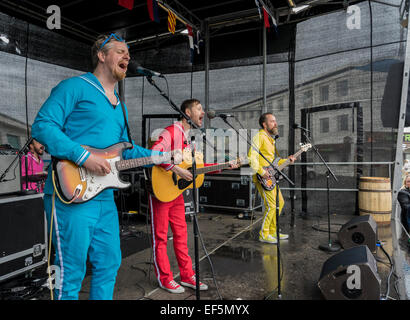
[0,194,47,282]
[199,169,262,213]
[0,153,21,196]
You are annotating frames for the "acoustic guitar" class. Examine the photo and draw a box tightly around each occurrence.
[149,148,246,203]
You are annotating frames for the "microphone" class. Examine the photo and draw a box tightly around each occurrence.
[127,62,164,78]
[206,110,235,120]
[292,123,310,133]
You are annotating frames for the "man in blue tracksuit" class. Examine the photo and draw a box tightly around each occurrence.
[32,34,155,300]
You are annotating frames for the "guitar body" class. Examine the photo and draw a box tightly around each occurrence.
[151,150,205,203]
[256,158,281,191]
[255,143,312,191]
[53,142,132,204]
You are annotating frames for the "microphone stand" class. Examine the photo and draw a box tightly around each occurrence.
[302,131,340,253]
[190,135,201,300]
[220,116,294,299]
[144,75,205,299]
[144,76,217,153]
[0,137,36,195]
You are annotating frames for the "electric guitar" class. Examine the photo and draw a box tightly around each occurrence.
[52,142,182,204]
[148,149,246,203]
[256,143,312,191]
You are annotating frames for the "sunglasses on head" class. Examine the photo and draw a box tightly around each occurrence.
[99,33,129,50]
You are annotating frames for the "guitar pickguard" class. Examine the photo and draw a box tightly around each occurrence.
[80,156,131,201]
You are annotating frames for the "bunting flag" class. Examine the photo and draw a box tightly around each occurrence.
[194,30,203,54]
[168,10,176,34]
[118,0,134,10]
[187,25,194,64]
[255,0,278,30]
[263,8,270,29]
[255,0,262,19]
[147,0,160,23]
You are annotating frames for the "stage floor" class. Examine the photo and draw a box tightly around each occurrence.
[84,210,404,300]
[1,207,408,301]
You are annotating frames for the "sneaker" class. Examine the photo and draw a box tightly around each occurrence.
[259,236,277,244]
[181,275,208,291]
[270,233,289,240]
[161,280,185,294]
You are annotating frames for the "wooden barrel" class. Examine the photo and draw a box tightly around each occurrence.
[358,177,392,225]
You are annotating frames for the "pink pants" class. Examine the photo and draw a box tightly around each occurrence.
[149,194,195,286]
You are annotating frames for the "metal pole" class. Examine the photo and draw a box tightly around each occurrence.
[392,3,410,223]
[262,25,267,113]
[204,19,210,130]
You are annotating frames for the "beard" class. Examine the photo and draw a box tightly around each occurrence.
[113,67,126,81]
[268,126,278,136]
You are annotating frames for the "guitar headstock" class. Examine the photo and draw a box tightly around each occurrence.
[300,143,312,152]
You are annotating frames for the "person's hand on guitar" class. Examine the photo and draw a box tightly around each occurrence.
[288,155,297,163]
[171,165,193,181]
[262,170,271,180]
[227,159,240,170]
[83,154,111,176]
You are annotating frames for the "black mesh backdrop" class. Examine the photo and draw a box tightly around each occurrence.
[0,0,405,217]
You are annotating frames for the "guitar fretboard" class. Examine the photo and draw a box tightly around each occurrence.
[277,149,304,171]
[194,162,232,175]
[116,155,169,171]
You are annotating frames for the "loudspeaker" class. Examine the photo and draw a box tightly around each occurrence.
[380,61,410,128]
[318,245,381,300]
[338,215,377,253]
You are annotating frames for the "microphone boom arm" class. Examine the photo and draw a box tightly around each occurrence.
[144,76,217,152]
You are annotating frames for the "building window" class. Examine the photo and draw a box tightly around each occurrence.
[303,90,313,107]
[7,134,20,149]
[320,85,329,102]
[277,98,284,111]
[320,118,329,133]
[338,114,349,131]
[337,80,348,97]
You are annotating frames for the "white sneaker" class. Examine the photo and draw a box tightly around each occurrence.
[270,233,289,240]
[161,280,185,294]
[181,275,208,291]
[259,236,277,244]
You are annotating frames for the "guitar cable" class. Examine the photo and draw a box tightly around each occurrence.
[51,170,81,205]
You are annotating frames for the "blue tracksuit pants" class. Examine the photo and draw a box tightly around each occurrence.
[44,194,121,300]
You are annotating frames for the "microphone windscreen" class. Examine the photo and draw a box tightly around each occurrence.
[207,110,216,119]
[126,61,139,75]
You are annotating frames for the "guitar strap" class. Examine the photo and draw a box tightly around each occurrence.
[118,95,134,146]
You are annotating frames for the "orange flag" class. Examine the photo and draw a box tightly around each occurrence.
[168,10,176,34]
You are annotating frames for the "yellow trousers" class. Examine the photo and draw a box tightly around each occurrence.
[255,182,284,239]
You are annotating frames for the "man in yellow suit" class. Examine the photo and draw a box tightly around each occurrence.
[248,113,296,244]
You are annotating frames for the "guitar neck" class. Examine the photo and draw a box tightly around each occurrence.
[116,156,157,171]
[277,149,303,171]
[195,162,231,174]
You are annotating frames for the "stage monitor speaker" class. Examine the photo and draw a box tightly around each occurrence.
[338,215,377,253]
[318,245,381,300]
[0,153,21,195]
[380,61,410,128]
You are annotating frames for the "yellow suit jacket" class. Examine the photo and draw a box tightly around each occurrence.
[248,129,286,179]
